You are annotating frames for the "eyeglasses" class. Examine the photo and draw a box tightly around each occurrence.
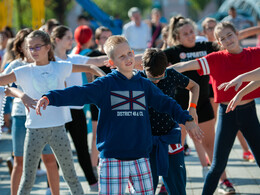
[147,71,167,81]
[27,44,46,52]
[205,27,215,31]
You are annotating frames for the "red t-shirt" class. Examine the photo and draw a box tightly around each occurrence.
[197,47,260,103]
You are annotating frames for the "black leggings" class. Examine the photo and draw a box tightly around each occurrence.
[65,109,97,185]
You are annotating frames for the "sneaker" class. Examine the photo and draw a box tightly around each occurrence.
[36,169,47,177]
[6,156,13,175]
[243,151,255,162]
[89,182,98,192]
[202,166,209,181]
[218,179,236,194]
[45,187,51,195]
[158,184,168,195]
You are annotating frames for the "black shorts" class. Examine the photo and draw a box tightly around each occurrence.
[209,84,214,98]
[175,95,214,123]
[90,104,99,121]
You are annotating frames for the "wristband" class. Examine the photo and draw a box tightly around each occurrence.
[189,103,197,109]
[42,96,50,105]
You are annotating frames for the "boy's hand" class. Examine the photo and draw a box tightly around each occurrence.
[188,107,198,124]
[36,97,49,116]
[21,94,37,112]
[185,121,204,142]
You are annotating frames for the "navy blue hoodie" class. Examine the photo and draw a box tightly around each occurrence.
[45,70,191,160]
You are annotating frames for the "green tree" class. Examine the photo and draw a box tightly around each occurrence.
[13,0,73,31]
[92,0,152,22]
[189,0,211,11]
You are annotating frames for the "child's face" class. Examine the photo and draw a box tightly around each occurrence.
[178,24,196,48]
[58,30,73,50]
[97,31,112,46]
[203,21,217,42]
[216,27,240,53]
[26,37,50,63]
[112,42,135,74]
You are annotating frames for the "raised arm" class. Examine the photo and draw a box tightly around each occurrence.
[167,59,201,73]
[218,67,260,91]
[72,64,106,77]
[238,26,260,40]
[225,81,260,113]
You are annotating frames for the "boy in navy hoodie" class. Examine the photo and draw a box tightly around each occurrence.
[35,35,203,195]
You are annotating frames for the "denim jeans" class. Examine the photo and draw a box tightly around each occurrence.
[202,100,260,194]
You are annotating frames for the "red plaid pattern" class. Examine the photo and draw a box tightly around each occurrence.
[99,158,153,194]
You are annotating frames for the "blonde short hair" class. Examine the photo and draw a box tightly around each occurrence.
[104,35,129,59]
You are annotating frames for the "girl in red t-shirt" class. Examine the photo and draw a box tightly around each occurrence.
[172,21,260,195]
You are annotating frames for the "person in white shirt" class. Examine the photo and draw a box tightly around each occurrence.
[122,7,151,54]
[0,30,105,195]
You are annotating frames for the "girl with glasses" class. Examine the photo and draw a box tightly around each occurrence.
[0,30,105,195]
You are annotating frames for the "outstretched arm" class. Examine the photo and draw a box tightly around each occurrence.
[87,56,108,67]
[72,64,106,77]
[5,87,37,112]
[218,67,260,91]
[238,26,260,40]
[225,81,260,113]
[167,59,201,73]
[0,72,16,86]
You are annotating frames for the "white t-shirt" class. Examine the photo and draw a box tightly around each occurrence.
[122,21,151,53]
[13,61,73,128]
[3,59,27,116]
[55,54,89,109]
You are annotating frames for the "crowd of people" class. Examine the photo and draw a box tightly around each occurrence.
[0,5,260,195]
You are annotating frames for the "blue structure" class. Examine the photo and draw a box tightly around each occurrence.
[218,0,260,21]
[76,0,122,35]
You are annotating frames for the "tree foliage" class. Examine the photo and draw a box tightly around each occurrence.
[92,0,152,22]
[13,0,73,31]
[189,0,211,11]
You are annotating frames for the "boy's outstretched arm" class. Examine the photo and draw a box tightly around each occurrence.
[167,59,201,73]
[72,64,106,77]
[225,81,260,113]
[36,96,49,116]
[218,67,260,92]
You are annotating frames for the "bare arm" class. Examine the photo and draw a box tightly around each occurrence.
[87,56,108,67]
[167,59,201,73]
[0,72,16,86]
[186,79,200,123]
[238,26,260,40]
[226,81,260,113]
[72,64,106,77]
[218,67,260,91]
[5,87,37,111]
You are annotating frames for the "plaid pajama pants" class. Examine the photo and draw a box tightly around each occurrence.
[99,157,154,194]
